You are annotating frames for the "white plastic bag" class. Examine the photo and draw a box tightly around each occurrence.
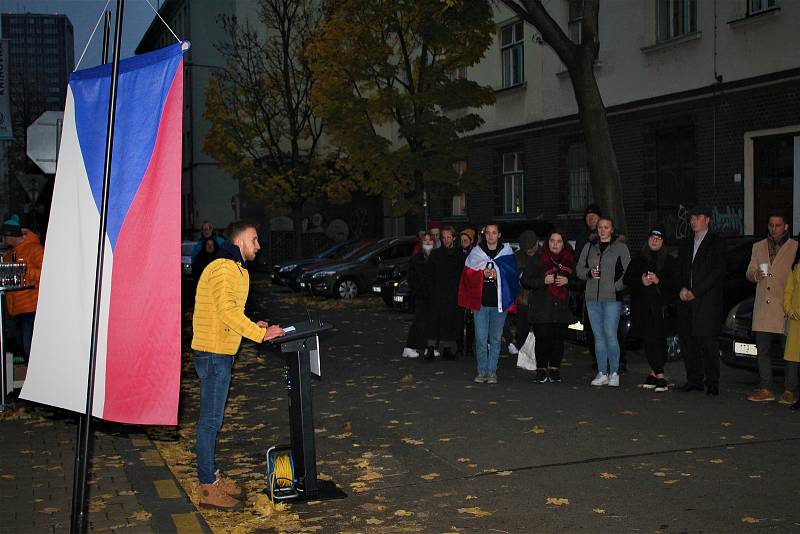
[516,331,536,371]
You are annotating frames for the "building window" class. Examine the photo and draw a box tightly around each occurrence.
[451,65,467,80]
[567,143,593,213]
[500,21,524,88]
[452,193,466,217]
[502,152,524,215]
[451,160,467,216]
[748,0,776,14]
[656,0,697,42]
[568,0,583,44]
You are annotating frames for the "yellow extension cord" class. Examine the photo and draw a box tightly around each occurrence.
[268,454,294,503]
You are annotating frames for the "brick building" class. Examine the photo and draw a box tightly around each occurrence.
[430,1,800,250]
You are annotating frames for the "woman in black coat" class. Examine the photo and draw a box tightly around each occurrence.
[402,233,437,359]
[622,225,679,392]
[521,230,576,383]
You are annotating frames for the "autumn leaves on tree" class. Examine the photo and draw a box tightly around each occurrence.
[204,0,496,232]
[204,0,626,232]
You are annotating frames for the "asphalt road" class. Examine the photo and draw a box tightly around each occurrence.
[166,280,800,533]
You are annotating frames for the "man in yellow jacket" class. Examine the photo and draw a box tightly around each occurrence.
[191,221,283,510]
[2,215,44,364]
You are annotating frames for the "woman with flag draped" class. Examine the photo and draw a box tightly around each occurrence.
[458,223,519,384]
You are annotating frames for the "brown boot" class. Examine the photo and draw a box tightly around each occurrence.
[199,481,243,510]
[215,470,243,497]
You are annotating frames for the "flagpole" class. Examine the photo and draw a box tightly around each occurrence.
[70,2,124,532]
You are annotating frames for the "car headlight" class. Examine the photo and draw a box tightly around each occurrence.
[725,303,740,330]
[279,264,297,273]
[312,270,337,278]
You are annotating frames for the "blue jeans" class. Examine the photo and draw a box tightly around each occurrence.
[474,306,507,377]
[585,300,622,375]
[194,351,233,484]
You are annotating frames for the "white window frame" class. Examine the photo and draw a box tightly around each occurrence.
[502,152,524,215]
[567,143,594,213]
[656,0,697,42]
[748,0,776,15]
[452,160,467,216]
[500,21,524,88]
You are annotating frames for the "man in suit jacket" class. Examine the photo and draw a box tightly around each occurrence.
[745,211,798,403]
[677,206,727,396]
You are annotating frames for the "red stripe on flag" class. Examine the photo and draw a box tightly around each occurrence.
[102,64,183,425]
[458,266,484,311]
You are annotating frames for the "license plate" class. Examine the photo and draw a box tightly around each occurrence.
[568,321,584,332]
[372,286,382,293]
[734,342,757,357]
[300,282,306,288]
[393,295,404,303]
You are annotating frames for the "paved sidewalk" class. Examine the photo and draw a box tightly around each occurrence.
[0,401,209,533]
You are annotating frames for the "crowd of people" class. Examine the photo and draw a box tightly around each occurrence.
[400,206,800,410]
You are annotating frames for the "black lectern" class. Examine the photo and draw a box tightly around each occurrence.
[268,320,343,501]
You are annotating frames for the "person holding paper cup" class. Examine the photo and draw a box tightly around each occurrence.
[745,211,798,404]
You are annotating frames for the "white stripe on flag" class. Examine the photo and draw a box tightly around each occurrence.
[20,88,112,417]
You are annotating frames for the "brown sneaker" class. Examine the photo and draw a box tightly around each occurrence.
[215,470,243,497]
[746,388,775,402]
[199,481,243,510]
[778,390,798,405]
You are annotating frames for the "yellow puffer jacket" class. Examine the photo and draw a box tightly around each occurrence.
[191,258,265,355]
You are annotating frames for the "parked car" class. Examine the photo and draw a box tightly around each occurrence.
[391,277,414,312]
[291,239,379,290]
[299,237,417,299]
[272,239,363,289]
[718,294,788,373]
[372,256,412,306]
[181,240,198,278]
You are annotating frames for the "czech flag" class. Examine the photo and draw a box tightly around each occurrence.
[20,43,188,425]
[458,243,519,312]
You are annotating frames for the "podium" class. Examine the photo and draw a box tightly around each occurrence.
[268,320,344,501]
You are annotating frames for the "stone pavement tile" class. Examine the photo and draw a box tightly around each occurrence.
[0,403,208,533]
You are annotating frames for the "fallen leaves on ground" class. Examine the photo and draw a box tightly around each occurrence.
[401,437,424,445]
[457,507,492,517]
[394,510,413,517]
[593,508,606,514]
[599,472,617,479]
[709,459,725,464]
[527,426,545,434]
[496,470,513,477]
[545,498,570,506]
[741,517,762,524]
[420,472,440,480]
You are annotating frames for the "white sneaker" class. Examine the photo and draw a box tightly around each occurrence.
[402,347,419,358]
[591,373,609,386]
[608,373,620,387]
[508,343,519,355]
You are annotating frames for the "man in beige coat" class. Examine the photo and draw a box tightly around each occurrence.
[745,211,798,403]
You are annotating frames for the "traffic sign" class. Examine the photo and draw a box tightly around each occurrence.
[26,111,63,174]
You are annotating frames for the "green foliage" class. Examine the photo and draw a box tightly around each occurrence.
[203,1,355,216]
[308,0,496,213]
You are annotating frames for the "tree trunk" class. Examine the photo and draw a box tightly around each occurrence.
[569,59,627,234]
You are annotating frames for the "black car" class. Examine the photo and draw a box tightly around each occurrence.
[299,237,417,299]
[718,295,788,373]
[272,239,363,289]
[391,277,414,311]
[371,256,412,306]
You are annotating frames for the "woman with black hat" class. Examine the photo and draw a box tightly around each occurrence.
[622,225,679,391]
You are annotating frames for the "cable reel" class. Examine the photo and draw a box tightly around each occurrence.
[266,445,299,501]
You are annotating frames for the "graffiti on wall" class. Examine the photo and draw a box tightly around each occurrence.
[710,205,744,235]
[659,203,743,240]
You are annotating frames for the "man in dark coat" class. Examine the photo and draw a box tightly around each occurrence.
[677,206,727,396]
[432,226,465,359]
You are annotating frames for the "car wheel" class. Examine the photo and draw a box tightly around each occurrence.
[336,279,359,299]
[666,335,682,361]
